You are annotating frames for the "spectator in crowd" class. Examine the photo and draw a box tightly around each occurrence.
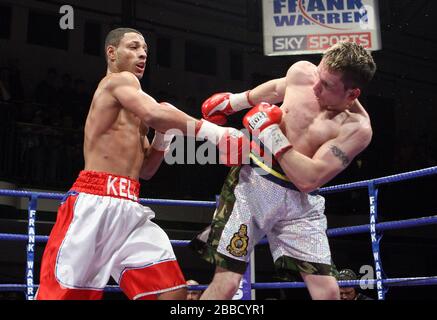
[186,280,203,300]
[337,269,373,300]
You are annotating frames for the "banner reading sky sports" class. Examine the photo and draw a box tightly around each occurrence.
[262,0,382,56]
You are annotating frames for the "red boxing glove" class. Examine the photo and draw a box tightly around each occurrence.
[243,103,292,158]
[217,130,250,166]
[195,119,249,166]
[201,91,254,125]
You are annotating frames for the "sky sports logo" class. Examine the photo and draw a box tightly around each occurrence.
[272,32,371,52]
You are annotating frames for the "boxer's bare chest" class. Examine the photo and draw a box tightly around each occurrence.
[281,94,348,157]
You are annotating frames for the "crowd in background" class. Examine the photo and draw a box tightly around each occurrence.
[0,62,88,188]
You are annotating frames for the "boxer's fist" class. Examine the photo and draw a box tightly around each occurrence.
[242,102,282,133]
[195,119,249,166]
[243,103,292,158]
[201,91,253,125]
[217,129,250,166]
[201,92,231,125]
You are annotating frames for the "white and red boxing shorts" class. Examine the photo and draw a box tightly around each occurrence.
[36,170,186,300]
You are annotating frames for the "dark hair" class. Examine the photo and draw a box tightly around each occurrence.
[323,42,377,89]
[104,27,143,50]
[337,269,358,281]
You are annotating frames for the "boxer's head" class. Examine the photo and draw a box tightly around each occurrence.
[313,42,376,111]
[186,280,202,300]
[337,269,360,300]
[105,28,148,79]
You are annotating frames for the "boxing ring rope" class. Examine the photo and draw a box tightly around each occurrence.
[0,166,436,300]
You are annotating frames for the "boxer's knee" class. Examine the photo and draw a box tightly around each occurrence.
[302,273,340,300]
[322,281,340,300]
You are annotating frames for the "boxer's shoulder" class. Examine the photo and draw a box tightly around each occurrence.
[286,61,317,85]
[100,72,140,92]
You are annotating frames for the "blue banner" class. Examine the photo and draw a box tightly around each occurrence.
[368,182,387,300]
[26,195,38,300]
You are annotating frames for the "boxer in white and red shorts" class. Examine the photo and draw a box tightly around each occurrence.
[35,28,243,300]
[36,170,186,300]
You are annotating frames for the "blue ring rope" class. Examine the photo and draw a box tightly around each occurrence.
[1,166,435,201]
[319,166,437,194]
[1,215,437,244]
[251,277,437,289]
[0,189,216,207]
[3,276,437,292]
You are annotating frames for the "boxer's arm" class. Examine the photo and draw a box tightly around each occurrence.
[248,77,286,106]
[246,61,315,105]
[201,61,312,124]
[110,72,199,134]
[109,72,247,161]
[277,122,372,193]
[140,128,175,180]
[139,146,166,181]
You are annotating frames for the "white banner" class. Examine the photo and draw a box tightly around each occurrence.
[262,0,382,56]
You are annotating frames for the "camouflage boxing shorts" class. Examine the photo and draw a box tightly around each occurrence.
[190,164,336,279]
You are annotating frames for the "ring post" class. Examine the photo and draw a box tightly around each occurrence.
[368,181,388,300]
[26,195,38,300]
[241,265,252,300]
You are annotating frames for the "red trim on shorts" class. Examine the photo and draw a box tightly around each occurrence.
[71,170,140,201]
[120,260,186,300]
[36,194,104,300]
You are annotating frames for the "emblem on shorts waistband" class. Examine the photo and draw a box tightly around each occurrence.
[227,224,249,257]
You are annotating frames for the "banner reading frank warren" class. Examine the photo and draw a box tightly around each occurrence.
[262,0,382,56]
